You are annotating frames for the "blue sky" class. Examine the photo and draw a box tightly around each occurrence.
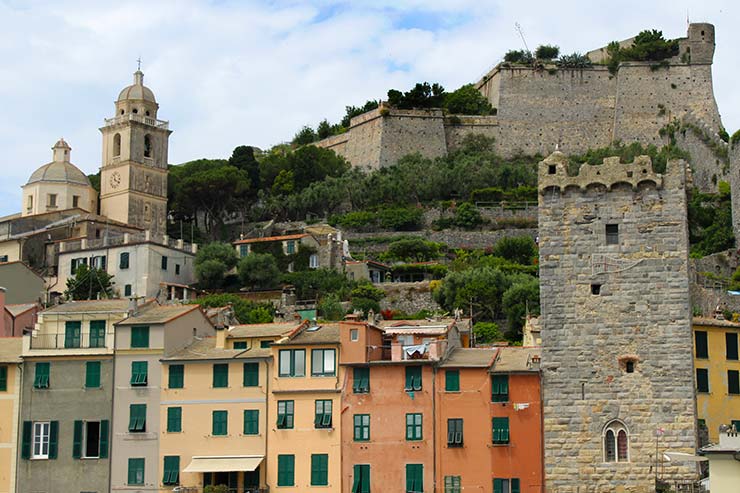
[0,0,738,216]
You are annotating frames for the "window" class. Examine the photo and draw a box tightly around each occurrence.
[169,365,184,388]
[113,133,121,156]
[119,252,130,269]
[167,407,182,432]
[72,195,80,208]
[491,375,509,402]
[312,349,336,376]
[163,456,180,485]
[239,244,249,257]
[32,421,51,459]
[0,366,6,391]
[213,363,229,388]
[406,413,422,440]
[277,400,294,429]
[405,366,422,391]
[144,134,152,158]
[128,458,145,485]
[591,283,602,295]
[309,254,319,269]
[130,361,148,386]
[74,420,102,459]
[286,240,296,254]
[354,414,370,441]
[604,420,629,462]
[352,464,370,493]
[27,195,33,210]
[728,370,740,395]
[161,256,168,270]
[128,404,146,432]
[350,328,359,341]
[260,340,272,348]
[0,255,7,262]
[70,257,87,275]
[493,478,521,493]
[233,341,247,349]
[65,321,81,348]
[492,417,510,444]
[91,255,106,270]
[727,332,739,360]
[315,400,333,429]
[406,464,423,493]
[89,320,106,348]
[445,370,460,392]
[445,476,462,493]
[353,367,370,393]
[311,454,329,486]
[175,264,180,275]
[131,326,149,348]
[34,362,50,389]
[212,410,228,436]
[47,193,57,208]
[243,362,259,387]
[243,410,259,435]
[605,224,619,245]
[85,361,101,388]
[695,330,708,358]
[447,418,463,447]
[124,284,132,297]
[279,349,305,377]
[625,360,635,373]
[277,454,295,486]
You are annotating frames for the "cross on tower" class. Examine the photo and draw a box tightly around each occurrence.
[137,57,142,71]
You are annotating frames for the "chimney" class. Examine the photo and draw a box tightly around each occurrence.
[128,297,138,317]
[215,324,226,349]
[0,287,6,337]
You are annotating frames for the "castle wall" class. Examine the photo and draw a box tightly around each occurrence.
[730,144,740,247]
[538,153,697,491]
[378,108,448,168]
[342,108,384,171]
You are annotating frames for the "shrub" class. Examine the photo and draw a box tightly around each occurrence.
[237,253,281,290]
[193,293,273,324]
[473,322,504,343]
[351,297,381,317]
[281,269,354,300]
[504,50,533,64]
[382,238,444,262]
[350,283,385,302]
[377,206,423,230]
[719,128,730,143]
[502,277,540,338]
[491,236,537,265]
[535,45,560,59]
[556,52,592,68]
[195,242,239,288]
[453,202,484,229]
[196,259,230,289]
[318,294,345,321]
[731,130,740,146]
[443,84,494,115]
[329,210,376,230]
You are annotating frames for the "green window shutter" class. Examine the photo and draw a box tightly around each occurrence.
[72,420,83,459]
[315,400,333,429]
[85,361,101,388]
[161,256,168,270]
[311,453,329,486]
[696,330,709,358]
[128,458,145,485]
[352,464,371,493]
[119,252,129,269]
[406,464,423,493]
[406,413,422,440]
[493,478,503,493]
[512,478,521,493]
[89,320,106,348]
[21,421,31,459]
[99,420,109,458]
[131,326,149,348]
[64,321,81,348]
[277,454,295,486]
[727,332,739,360]
[492,375,509,402]
[163,455,180,485]
[212,410,228,436]
[213,363,229,388]
[697,368,709,392]
[260,340,272,348]
[445,370,460,392]
[354,414,370,441]
[48,421,58,459]
[405,366,422,391]
[34,362,50,389]
[353,367,370,393]
[277,400,294,429]
[243,362,259,387]
[130,361,148,386]
[168,364,184,388]
[492,417,510,444]
[129,404,146,432]
[243,410,259,435]
[0,366,7,391]
[233,341,247,349]
[167,407,182,433]
[729,370,740,394]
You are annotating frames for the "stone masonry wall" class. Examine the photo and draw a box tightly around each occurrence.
[538,152,697,492]
[729,143,740,247]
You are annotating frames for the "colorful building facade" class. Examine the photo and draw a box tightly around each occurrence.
[0,338,21,493]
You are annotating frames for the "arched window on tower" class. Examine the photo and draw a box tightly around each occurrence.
[113,133,121,157]
[603,420,629,463]
[144,134,152,158]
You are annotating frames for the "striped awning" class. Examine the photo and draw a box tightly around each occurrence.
[183,456,264,473]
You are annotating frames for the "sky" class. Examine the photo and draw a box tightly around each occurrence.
[0,0,738,216]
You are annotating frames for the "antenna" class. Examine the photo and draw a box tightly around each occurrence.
[515,22,530,53]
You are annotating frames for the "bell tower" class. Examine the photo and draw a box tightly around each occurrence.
[99,69,171,234]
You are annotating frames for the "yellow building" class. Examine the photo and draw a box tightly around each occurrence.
[159,323,290,493]
[693,317,740,443]
[267,322,343,492]
[0,338,21,493]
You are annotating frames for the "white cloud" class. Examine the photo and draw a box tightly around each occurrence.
[1,0,738,216]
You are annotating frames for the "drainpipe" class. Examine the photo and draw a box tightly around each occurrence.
[539,369,545,493]
[264,359,270,491]
[14,362,23,493]
[432,364,437,493]
[108,314,117,491]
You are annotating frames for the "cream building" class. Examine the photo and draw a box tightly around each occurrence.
[0,338,22,493]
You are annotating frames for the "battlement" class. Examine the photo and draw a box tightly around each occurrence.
[538,152,664,193]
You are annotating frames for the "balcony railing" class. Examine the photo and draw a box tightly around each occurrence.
[29,332,109,350]
[103,113,169,130]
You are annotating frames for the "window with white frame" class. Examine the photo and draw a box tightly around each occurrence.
[603,420,629,463]
[311,349,336,377]
[83,421,101,458]
[33,422,50,459]
[309,254,319,269]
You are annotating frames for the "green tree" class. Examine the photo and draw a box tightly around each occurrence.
[228,145,261,193]
[350,282,385,302]
[387,82,445,109]
[193,293,273,324]
[281,269,354,300]
[383,238,443,262]
[194,242,239,288]
[501,277,540,338]
[318,294,345,321]
[317,119,333,139]
[504,50,533,64]
[443,84,493,115]
[238,253,281,290]
[350,297,381,317]
[473,321,504,343]
[293,126,317,146]
[271,169,295,196]
[433,267,512,321]
[453,202,484,229]
[491,236,537,265]
[65,264,114,300]
[342,100,379,127]
[535,45,560,59]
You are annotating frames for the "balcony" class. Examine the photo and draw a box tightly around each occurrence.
[103,113,169,130]
[29,332,109,350]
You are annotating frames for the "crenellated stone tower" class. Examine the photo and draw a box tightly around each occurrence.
[538,152,698,492]
[99,70,171,233]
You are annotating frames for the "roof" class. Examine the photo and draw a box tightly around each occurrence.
[377,319,455,335]
[384,327,448,336]
[345,260,391,269]
[440,348,497,368]
[276,323,340,346]
[5,303,38,317]
[233,233,308,245]
[228,322,299,339]
[693,317,740,328]
[26,160,91,187]
[118,70,156,103]
[163,337,271,361]
[117,304,202,326]
[0,338,22,363]
[490,347,541,373]
[43,299,132,314]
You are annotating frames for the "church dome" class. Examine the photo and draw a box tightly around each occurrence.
[26,139,91,187]
[117,70,157,103]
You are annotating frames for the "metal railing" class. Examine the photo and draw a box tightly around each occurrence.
[29,332,108,350]
[103,113,169,129]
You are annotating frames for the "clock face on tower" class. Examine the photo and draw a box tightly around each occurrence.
[109,171,122,189]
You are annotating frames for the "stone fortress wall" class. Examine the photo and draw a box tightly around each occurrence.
[537,152,698,491]
[315,23,726,191]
